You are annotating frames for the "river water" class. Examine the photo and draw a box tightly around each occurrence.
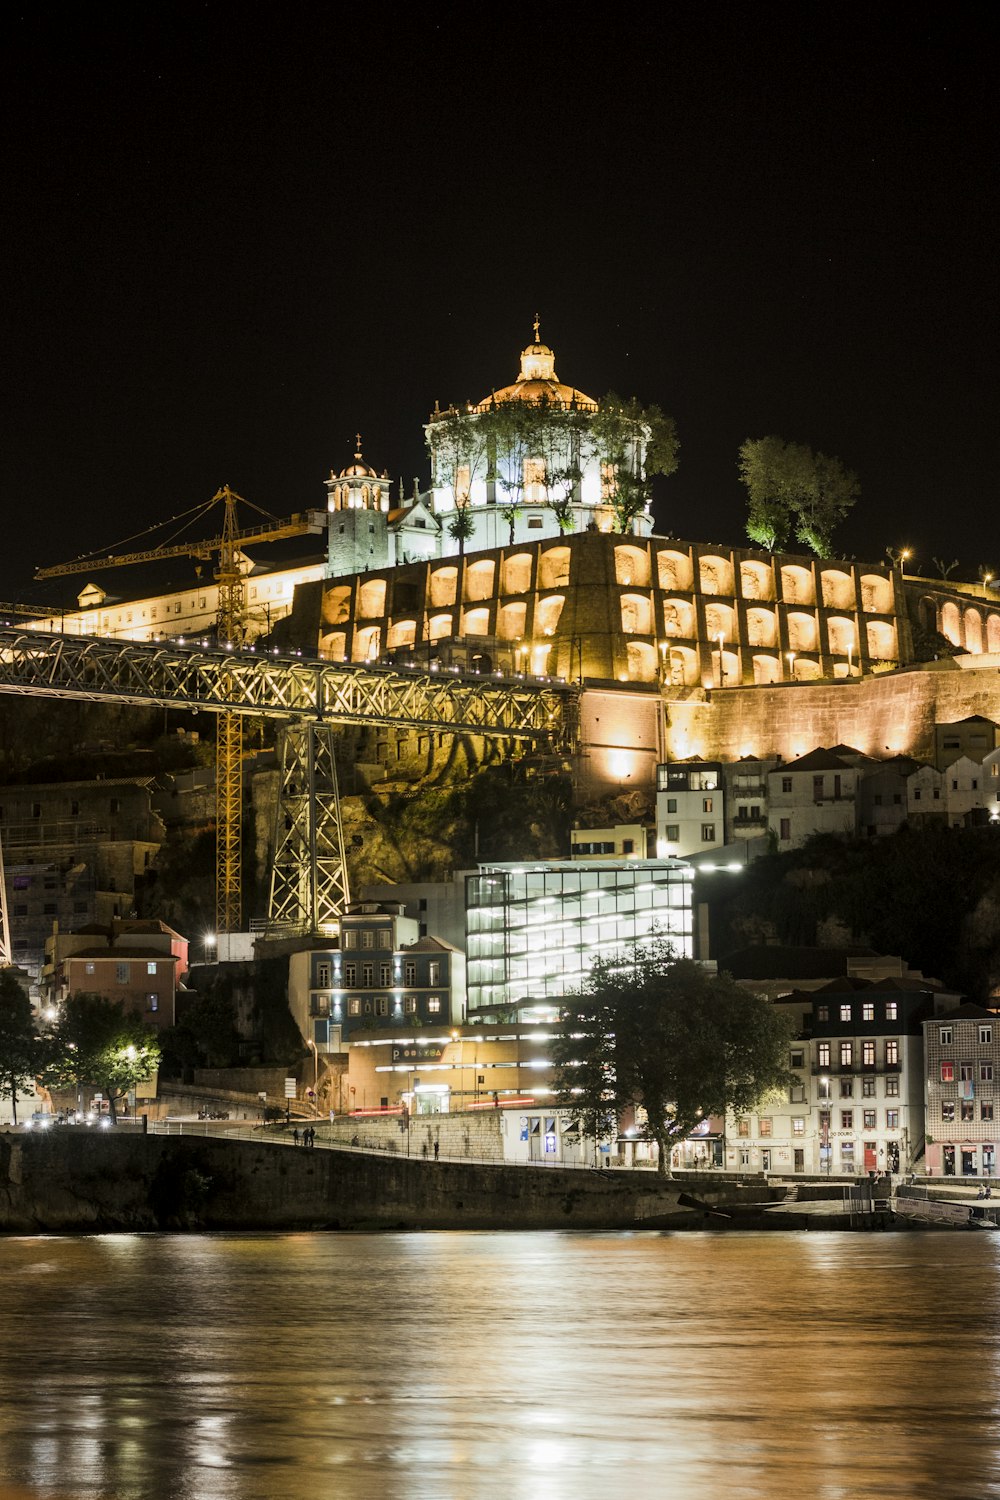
[0,1231,998,1500]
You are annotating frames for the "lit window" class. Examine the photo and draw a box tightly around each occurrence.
[863,1110,876,1130]
[428,961,440,985]
[404,997,417,1015]
[840,1004,852,1022]
[983,1101,995,1122]
[428,996,441,1014]
[737,1118,750,1137]
[862,1040,875,1066]
[792,1118,804,1136]
[941,1101,955,1122]
[885,1076,899,1097]
[817,1042,830,1068]
[85,962,95,975]
[146,993,158,1012]
[758,1117,772,1137]
[885,1002,897,1020]
[886,1110,899,1130]
[885,1040,899,1066]
[343,930,357,949]
[348,999,361,1016]
[961,1101,975,1122]
[862,1003,875,1022]
[941,1062,955,1082]
[147,962,157,976]
[862,1076,876,1097]
[840,1042,853,1068]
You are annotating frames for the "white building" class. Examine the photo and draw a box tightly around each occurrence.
[464,859,694,1018]
[655,760,725,858]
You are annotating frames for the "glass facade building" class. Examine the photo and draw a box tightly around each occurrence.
[465,859,694,1016]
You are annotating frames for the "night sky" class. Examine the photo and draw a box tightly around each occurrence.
[4,5,997,601]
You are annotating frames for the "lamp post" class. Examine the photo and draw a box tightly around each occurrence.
[717,632,725,687]
[786,651,796,681]
[203,932,216,965]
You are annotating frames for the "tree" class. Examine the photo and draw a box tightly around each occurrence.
[42,994,161,1122]
[737,436,859,556]
[446,502,475,556]
[0,970,39,1125]
[551,943,797,1177]
[590,395,679,533]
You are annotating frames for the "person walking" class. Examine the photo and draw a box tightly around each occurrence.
[433,1140,439,1161]
[292,1127,300,1146]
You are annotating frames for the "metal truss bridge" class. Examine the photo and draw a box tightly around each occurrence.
[0,628,576,934]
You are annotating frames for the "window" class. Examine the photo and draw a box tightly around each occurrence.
[983,1101,995,1122]
[817,1005,829,1024]
[817,1042,831,1068]
[840,1078,853,1098]
[981,1064,994,1083]
[792,1117,805,1136]
[666,798,677,814]
[316,962,330,988]
[404,961,416,986]
[380,964,392,987]
[790,1049,804,1068]
[665,825,680,841]
[863,1110,876,1130]
[146,962,157,976]
[841,1142,855,1167]
[862,1040,875,1067]
[782,777,792,793]
[146,993,158,1012]
[840,1004,852,1022]
[758,1117,773,1136]
[960,1064,974,1083]
[839,1041,853,1068]
[779,818,791,841]
[862,1075,876,1097]
[789,1082,806,1103]
[427,996,441,1014]
[361,930,374,949]
[862,1003,875,1022]
[344,964,356,987]
[886,1110,899,1130]
[379,930,392,949]
[737,1118,750,1137]
[428,961,440,985]
[376,996,389,1016]
[885,1075,899,1097]
[941,1101,955,1123]
[885,1040,899,1066]
[941,1062,955,1082]
[116,963,129,984]
[939,1026,953,1045]
[343,930,357,949]
[404,997,417,1014]
[362,964,373,987]
[85,962,95,976]
[961,1100,975,1123]
[885,1002,897,1021]
[841,1110,853,1130]
[348,998,361,1016]
[817,1077,831,1100]
[701,825,716,841]
[813,774,824,798]
[980,1026,994,1045]
[702,798,713,814]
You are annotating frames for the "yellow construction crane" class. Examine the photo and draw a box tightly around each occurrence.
[35,487,326,935]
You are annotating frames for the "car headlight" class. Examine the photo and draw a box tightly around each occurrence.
[98,1117,111,1129]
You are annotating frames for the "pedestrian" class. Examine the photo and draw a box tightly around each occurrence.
[292,1127,300,1146]
[433,1140,439,1160]
[308,1127,315,1147]
[987,1184,993,1200]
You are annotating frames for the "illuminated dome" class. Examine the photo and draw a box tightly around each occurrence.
[339,435,377,479]
[475,323,598,412]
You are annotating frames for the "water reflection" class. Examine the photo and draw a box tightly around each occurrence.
[0,1231,998,1499]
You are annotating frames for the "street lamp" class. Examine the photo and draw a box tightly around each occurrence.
[786,651,796,681]
[203,932,216,964]
[717,632,725,687]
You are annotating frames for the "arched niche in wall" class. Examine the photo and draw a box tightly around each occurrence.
[358,578,387,619]
[319,630,347,661]
[780,564,815,605]
[462,607,490,637]
[667,645,699,686]
[498,601,527,640]
[987,614,1000,654]
[964,607,984,653]
[620,593,652,635]
[794,657,822,681]
[821,568,855,610]
[615,545,649,587]
[503,553,533,595]
[662,597,695,637]
[464,559,495,602]
[538,546,571,590]
[753,654,780,684]
[704,601,736,641]
[387,619,416,649]
[740,559,774,600]
[536,595,565,636]
[746,607,777,647]
[860,573,893,614]
[866,619,896,660]
[626,641,657,682]
[940,601,962,646]
[322,585,352,625]
[353,625,381,662]
[827,616,857,655]
[787,611,818,651]
[429,567,458,608]
[699,554,735,597]
[657,549,694,591]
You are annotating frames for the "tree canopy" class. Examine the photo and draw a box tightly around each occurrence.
[551,943,797,1176]
[42,994,160,1122]
[0,970,40,1125]
[737,435,860,556]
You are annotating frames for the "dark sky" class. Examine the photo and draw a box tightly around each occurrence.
[3,4,997,601]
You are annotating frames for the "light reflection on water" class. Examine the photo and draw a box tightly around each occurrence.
[1,1231,999,1500]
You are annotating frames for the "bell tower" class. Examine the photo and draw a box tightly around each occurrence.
[324,436,393,577]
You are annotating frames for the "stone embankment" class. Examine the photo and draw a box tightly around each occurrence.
[0,1129,859,1234]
